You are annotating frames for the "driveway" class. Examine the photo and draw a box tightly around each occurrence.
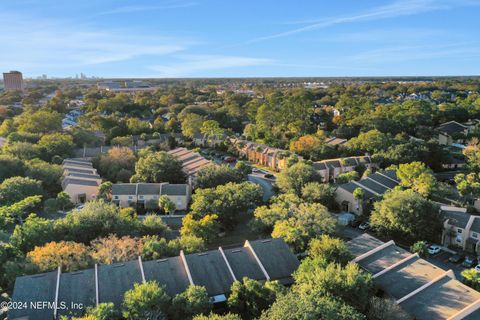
[248,173,276,202]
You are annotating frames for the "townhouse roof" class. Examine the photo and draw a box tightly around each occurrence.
[62,178,99,189]
[223,247,266,281]
[67,172,102,180]
[185,249,235,296]
[142,256,190,296]
[343,157,359,167]
[324,159,342,168]
[168,147,212,175]
[441,206,470,229]
[366,172,398,189]
[437,121,468,135]
[325,137,347,146]
[112,183,137,195]
[62,160,93,168]
[137,183,161,195]
[337,181,376,199]
[10,238,299,319]
[161,184,189,196]
[356,178,391,195]
[380,170,399,182]
[63,167,97,175]
[313,155,373,171]
[247,238,300,284]
[347,234,480,320]
[312,161,327,171]
[471,217,480,233]
[97,260,143,307]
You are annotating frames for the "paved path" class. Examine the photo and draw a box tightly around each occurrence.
[248,173,275,201]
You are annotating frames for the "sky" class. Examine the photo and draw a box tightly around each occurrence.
[0,0,479,78]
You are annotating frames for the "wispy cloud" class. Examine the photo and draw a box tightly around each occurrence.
[248,0,479,43]
[0,13,192,73]
[97,1,197,16]
[149,55,273,77]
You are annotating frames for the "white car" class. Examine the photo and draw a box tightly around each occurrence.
[428,245,441,255]
[475,264,480,273]
[358,222,370,231]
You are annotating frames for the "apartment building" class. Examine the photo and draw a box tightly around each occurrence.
[3,70,24,91]
[61,159,100,204]
[313,155,375,183]
[441,205,480,254]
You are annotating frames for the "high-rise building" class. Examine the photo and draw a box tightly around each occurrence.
[3,71,24,91]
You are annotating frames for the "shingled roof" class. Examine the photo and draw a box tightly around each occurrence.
[10,238,299,320]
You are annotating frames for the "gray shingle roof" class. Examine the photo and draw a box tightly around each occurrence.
[437,121,468,135]
[112,184,137,195]
[224,247,266,281]
[68,173,101,180]
[62,178,99,189]
[97,260,143,307]
[471,217,480,233]
[367,173,398,189]
[248,238,300,284]
[57,269,96,318]
[63,167,97,175]
[137,183,161,195]
[161,184,188,196]
[142,256,190,296]
[338,182,376,199]
[442,209,471,229]
[185,250,235,296]
[356,178,390,195]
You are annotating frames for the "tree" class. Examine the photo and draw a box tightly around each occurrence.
[0,195,42,227]
[370,188,442,243]
[25,159,63,195]
[196,164,243,189]
[367,297,411,320]
[0,155,25,183]
[307,235,352,265]
[227,278,283,319]
[10,214,57,252]
[454,172,480,203]
[289,134,324,158]
[180,214,219,243]
[37,133,74,161]
[301,182,335,208]
[190,182,262,229]
[159,195,175,214]
[170,285,212,319]
[200,120,224,146]
[272,203,337,252]
[122,281,171,320]
[141,214,169,237]
[276,162,319,195]
[98,147,136,182]
[17,109,62,133]
[98,182,113,200]
[131,151,186,184]
[410,241,428,258]
[81,303,122,320]
[462,268,480,291]
[90,235,143,264]
[396,161,437,197]
[346,129,392,153]
[0,176,43,206]
[181,113,204,139]
[336,171,359,184]
[194,313,242,320]
[234,161,252,178]
[27,241,92,272]
[56,192,72,211]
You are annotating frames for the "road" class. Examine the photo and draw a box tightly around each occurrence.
[248,173,276,201]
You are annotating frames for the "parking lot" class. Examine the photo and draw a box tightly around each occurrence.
[426,249,468,280]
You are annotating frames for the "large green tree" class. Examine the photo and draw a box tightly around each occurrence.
[130,151,186,184]
[276,162,319,195]
[122,281,171,320]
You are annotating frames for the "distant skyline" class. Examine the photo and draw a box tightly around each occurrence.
[1,0,480,78]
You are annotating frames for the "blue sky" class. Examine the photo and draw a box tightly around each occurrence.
[1,0,479,78]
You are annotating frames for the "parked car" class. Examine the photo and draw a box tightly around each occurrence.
[463,255,477,268]
[358,222,370,231]
[264,173,275,179]
[449,253,465,264]
[350,220,362,228]
[475,264,480,272]
[428,245,441,255]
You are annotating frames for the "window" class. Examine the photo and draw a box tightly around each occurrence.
[473,233,478,239]
[113,196,119,200]
[128,196,133,200]
[457,228,463,234]
[139,195,144,200]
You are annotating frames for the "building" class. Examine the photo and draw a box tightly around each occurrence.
[61,159,100,204]
[97,80,158,93]
[334,170,399,215]
[347,233,480,320]
[112,182,190,211]
[441,205,480,254]
[3,70,24,91]
[192,133,227,147]
[313,155,375,183]
[231,139,301,172]
[167,147,212,186]
[437,120,479,146]
[324,136,348,146]
[9,238,300,320]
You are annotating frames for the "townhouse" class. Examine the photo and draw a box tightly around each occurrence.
[10,238,300,320]
[61,159,101,204]
[441,205,480,254]
[437,120,479,146]
[334,170,399,215]
[313,155,375,183]
[167,147,212,187]
[112,182,190,211]
[347,233,480,320]
[231,139,300,172]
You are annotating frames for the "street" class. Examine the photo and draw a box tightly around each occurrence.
[248,173,276,201]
